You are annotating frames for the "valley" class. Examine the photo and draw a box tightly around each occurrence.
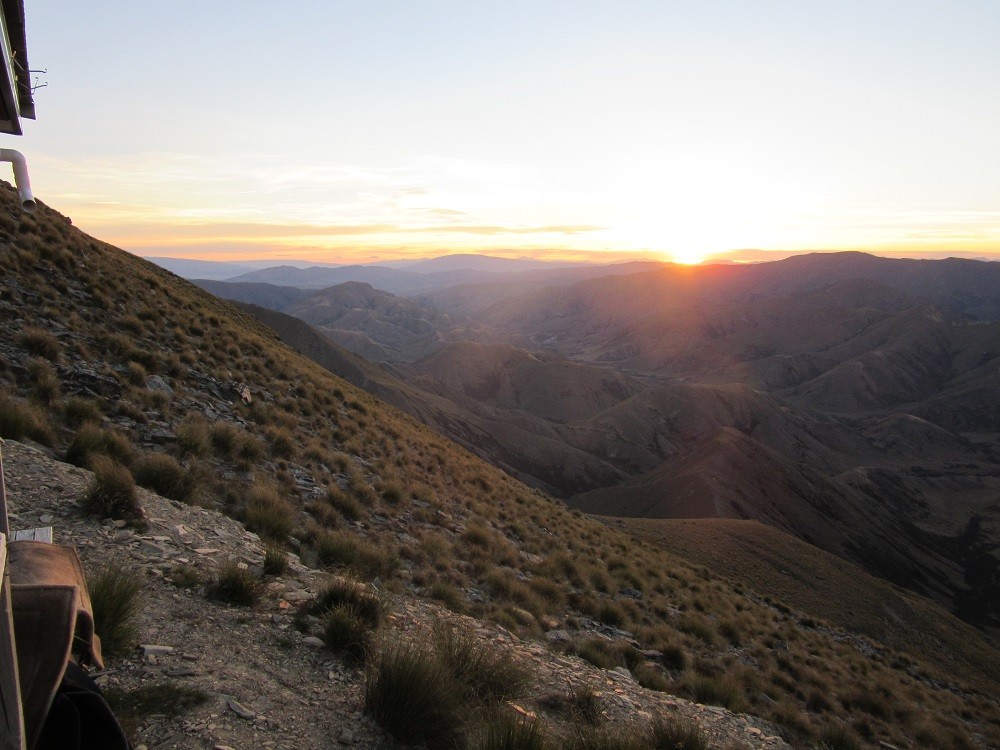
[194,250,1000,638]
[2,186,998,748]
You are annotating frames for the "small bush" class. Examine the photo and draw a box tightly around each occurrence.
[63,396,103,426]
[683,674,744,712]
[468,710,550,750]
[435,625,530,704]
[242,483,294,540]
[207,559,262,607]
[311,577,383,627]
[263,545,289,576]
[0,392,52,444]
[365,641,463,749]
[133,452,197,502]
[18,326,61,360]
[82,456,142,521]
[322,605,373,664]
[65,424,135,469]
[89,564,143,659]
[650,716,707,750]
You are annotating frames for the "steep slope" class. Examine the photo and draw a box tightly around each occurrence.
[610,516,1000,694]
[237,306,625,494]
[3,186,1000,747]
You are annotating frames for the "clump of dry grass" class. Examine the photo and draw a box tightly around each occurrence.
[82,455,143,521]
[242,481,294,540]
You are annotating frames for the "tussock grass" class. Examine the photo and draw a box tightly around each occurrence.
[168,563,201,589]
[539,686,601,725]
[242,482,294,540]
[435,624,530,703]
[310,576,383,627]
[176,414,211,456]
[107,681,209,718]
[322,605,373,664]
[133,451,198,502]
[468,710,550,750]
[365,641,463,749]
[18,326,61,360]
[82,455,142,521]
[0,391,53,444]
[649,716,707,750]
[207,559,263,607]
[563,725,650,750]
[62,396,103,426]
[326,487,364,521]
[89,564,143,659]
[66,423,135,469]
[27,358,60,405]
[816,723,862,750]
[262,545,288,575]
[681,674,744,712]
[365,627,532,748]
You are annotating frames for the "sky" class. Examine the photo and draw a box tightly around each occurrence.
[14,1,1000,265]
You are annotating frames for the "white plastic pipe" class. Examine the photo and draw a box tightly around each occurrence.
[0,148,34,212]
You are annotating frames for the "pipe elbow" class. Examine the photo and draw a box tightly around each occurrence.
[0,148,35,212]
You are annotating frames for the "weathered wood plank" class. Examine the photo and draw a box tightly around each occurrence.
[0,534,27,750]
[9,528,52,544]
[0,442,9,538]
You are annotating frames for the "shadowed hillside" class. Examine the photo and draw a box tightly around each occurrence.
[207,257,1000,635]
[5,185,999,747]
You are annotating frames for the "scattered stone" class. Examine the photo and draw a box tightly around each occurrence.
[303,636,325,648]
[137,540,167,556]
[227,700,255,720]
[145,375,173,393]
[141,644,176,657]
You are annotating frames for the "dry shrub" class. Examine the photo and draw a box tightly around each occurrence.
[242,482,294,540]
[0,391,53,444]
[82,455,142,521]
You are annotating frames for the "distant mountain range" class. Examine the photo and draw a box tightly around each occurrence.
[214,251,1000,637]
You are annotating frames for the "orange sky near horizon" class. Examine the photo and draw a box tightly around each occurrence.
[21,2,1000,268]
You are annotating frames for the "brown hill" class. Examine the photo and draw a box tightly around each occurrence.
[608,516,1000,694]
[284,281,459,361]
[2,184,999,747]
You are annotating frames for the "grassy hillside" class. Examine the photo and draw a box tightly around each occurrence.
[1,184,999,748]
[611,517,999,692]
